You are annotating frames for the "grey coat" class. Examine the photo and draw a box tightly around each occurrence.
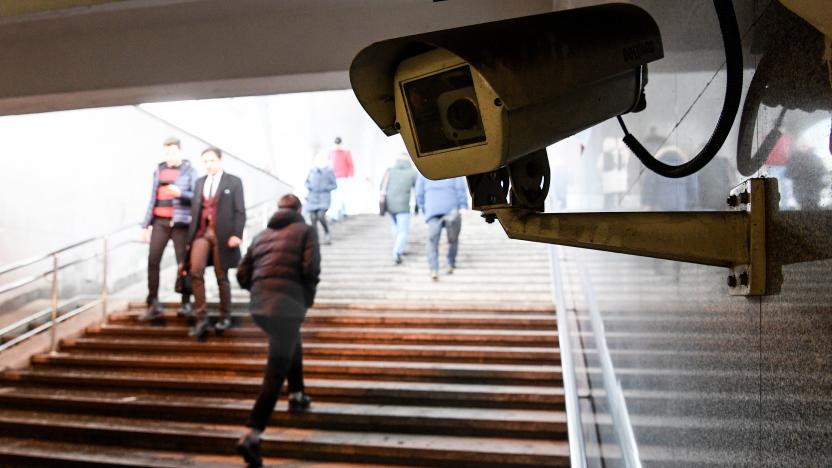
[384,159,417,214]
[304,167,337,212]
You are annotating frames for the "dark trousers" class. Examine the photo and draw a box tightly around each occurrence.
[308,210,329,235]
[147,217,190,305]
[189,228,231,320]
[248,314,305,431]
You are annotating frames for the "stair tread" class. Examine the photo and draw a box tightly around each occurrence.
[0,387,567,423]
[100,324,558,336]
[0,436,368,468]
[69,338,560,354]
[0,409,570,458]
[36,352,562,373]
[3,368,565,395]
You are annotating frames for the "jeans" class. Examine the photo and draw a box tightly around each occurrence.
[389,212,411,257]
[247,314,305,431]
[426,210,461,272]
[147,217,190,305]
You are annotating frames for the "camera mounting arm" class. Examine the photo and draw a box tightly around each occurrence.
[469,164,771,296]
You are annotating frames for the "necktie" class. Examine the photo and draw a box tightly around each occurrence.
[207,176,216,199]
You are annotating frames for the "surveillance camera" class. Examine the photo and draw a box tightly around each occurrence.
[350,3,663,180]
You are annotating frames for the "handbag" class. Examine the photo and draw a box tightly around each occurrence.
[174,262,192,295]
[379,169,391,216]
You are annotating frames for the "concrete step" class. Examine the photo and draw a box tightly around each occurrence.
[1,370,565,409]
[110,311,558,330]
[0,387,567,440]
[63,338,561,365]
[0,409,570,467]
[90,324,560,347]
[131,301,556,314]
[0,436,368,467]
[30,352,563,386]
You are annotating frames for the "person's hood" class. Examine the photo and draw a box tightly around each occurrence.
[393,159,411,170]
[267,209,305,230]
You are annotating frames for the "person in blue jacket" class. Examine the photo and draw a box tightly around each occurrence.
[415,175,468,281]
[304,154,337,245]
[140,137,198,322]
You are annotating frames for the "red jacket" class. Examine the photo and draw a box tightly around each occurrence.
[329,148,354,178]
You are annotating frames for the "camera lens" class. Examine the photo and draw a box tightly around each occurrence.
[446,98,480,131]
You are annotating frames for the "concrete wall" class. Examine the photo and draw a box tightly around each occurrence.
[544,1,832,466]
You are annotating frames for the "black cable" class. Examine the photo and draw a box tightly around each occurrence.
[617,0,743,178]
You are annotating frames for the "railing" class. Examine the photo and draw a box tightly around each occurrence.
[549,245,588,468]
[551,245,642,467]
[575,254,641,468]
[0,198,280,355]
[0,223,137,353]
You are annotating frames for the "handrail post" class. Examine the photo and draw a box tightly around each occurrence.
[49,253,58,354]
[102,237,109,321]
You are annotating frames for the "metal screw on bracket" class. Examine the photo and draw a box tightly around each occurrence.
[739,191,750,204]
[727,274,738,288]
[488,195,497,204]
[739,271,749,286]
[726,195,739,207]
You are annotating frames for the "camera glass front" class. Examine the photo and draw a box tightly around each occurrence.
[402,65,486,156]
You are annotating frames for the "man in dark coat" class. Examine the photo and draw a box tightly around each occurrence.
[235,194,320,467]
[187,147,246,340]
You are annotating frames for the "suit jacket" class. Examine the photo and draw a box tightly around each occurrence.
[188,172,246,269]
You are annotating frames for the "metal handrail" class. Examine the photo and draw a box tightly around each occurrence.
[0,298,100,354]
[0,198,280,353]
[0,222,137,277]
[576,255,641,468]
[0,198,277,279]
[549,245,588,468]
[0,239,143,297]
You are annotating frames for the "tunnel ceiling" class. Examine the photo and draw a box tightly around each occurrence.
[0,0,757,116]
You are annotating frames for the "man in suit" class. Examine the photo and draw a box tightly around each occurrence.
[187,147,246,340]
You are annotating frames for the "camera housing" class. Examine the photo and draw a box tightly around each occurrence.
[350,3,663,180]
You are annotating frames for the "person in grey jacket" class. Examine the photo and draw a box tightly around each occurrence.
[304,155,337,244]
[140,137,199,322]
[383,154,418,264]
[235,194,320,468]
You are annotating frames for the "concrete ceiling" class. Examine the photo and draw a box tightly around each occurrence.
[0,0,758,116]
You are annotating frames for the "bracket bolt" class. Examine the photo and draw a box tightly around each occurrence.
[726,195,739,207]
[488,195,497,204]
[727,274,738,288]
[739,271,749,286]
[739,191,750,204]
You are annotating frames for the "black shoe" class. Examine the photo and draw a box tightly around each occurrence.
[188,319,211,341]
[236,433,262,468]
[214,317,232,335]
[177,303,195,324]
[394,254,403,265]
[139,301,164,322]
[288,392,311,412]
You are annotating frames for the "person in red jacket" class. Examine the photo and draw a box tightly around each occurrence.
[328,136,354,221]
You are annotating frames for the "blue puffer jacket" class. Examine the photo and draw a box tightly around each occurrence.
[304,167,337,211]
[142,159,199,228]
[416,176,468,220]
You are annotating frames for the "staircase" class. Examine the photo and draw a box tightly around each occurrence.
[0,213,567,466]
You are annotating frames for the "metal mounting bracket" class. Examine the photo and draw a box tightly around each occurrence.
[479,177,771,296]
